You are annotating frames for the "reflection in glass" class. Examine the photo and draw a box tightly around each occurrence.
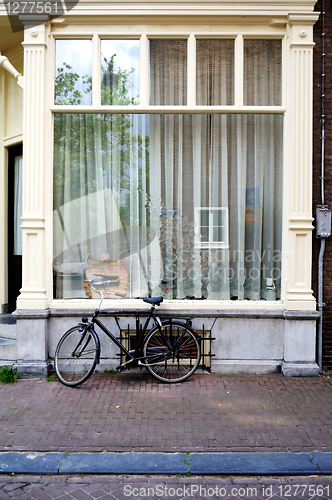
[101,40,140,105]
[196,39,234,106]
[53,113,282,301]
[55,39,92,105]
[149,39,187,105]
[244,39,282,106]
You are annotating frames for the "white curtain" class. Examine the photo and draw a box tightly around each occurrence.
[148,39,282,300]
[53,113,160,299]
[196,39,234,106]
[244,39,282,106]
[149,113,282,301]
[13,155,23,256]
[53,112,282,300]
[149,39,187,105]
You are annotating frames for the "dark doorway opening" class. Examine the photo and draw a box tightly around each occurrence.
[8,144,23,313]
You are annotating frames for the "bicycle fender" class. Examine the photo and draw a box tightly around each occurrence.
[89,327,101,364]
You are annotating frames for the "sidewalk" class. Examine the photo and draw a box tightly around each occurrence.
[0,372,332,475]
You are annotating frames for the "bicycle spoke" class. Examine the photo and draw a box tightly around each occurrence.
[55,294,200,387]
[55,326,98,387]
[143,322,200,383]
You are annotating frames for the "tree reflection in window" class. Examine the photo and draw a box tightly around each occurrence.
[55,39,92,105]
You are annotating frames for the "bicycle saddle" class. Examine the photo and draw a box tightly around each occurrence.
[143,296,163,306]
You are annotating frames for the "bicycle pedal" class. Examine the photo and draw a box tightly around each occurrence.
[116,365,123,372]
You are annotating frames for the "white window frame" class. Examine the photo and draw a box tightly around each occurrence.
[51,32,286,115]
[48,22,288,308]
[16,5,319,313]
[195,207,229,249]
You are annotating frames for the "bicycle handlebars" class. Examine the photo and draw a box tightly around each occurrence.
[89,278,126,302]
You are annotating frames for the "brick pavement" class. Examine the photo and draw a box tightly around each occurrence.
[0,373,332,453]
[0,474,332,500]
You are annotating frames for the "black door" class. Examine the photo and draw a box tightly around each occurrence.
[8,144,23,313]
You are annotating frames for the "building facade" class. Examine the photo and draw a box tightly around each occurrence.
[0,0,322,376]
[313,0,332,370]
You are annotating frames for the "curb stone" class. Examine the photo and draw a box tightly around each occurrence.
[1,451,332,475]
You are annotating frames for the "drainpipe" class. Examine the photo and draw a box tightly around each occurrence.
[0,53,24,88]
[316,0,331,371]
[318,238,325,370]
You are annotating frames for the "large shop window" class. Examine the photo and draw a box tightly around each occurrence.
[53,37,283,301]
[53,113,282,300]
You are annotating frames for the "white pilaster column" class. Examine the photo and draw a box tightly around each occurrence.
[284,13,319,311]
[17,23,48,310]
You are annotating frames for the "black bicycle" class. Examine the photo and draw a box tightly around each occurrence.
[54,278,201,387]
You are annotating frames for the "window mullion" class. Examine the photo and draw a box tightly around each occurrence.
[282,35,286,108]
[140,34,149,106]
[209,210,214,245]
[234,34,243,108]
[92,34,101,107]
[187,34,196,107]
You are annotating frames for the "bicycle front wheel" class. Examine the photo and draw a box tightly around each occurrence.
[54,326,98,387]
[143,321,201,383]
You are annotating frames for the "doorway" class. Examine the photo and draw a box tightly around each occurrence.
[8,144,23,313]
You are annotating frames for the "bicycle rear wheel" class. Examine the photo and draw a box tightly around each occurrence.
[54,326,98,387]
[143,321,201,383]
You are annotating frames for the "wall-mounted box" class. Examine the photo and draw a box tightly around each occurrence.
[316,206,331,238]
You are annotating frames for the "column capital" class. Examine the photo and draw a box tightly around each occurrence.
[287,12,319,47]
[21,22,47,45]
[287,12,320,27]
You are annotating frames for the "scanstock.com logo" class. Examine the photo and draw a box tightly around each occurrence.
[4,0,79,32]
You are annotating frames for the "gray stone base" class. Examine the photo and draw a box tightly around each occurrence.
[12,310,49,377]
[11,307,321,378]
[212,359,282,375]
[282,362,321,377]
[13,360,52,377]
[1,304,9,314]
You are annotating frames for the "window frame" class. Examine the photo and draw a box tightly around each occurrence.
[50,25,286,306]
[195,207,229,249]
[51,32,286,114]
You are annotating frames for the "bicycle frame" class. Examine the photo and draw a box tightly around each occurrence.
[82,280,194,370]
[88,306,160,367]
[54,280,201,386]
